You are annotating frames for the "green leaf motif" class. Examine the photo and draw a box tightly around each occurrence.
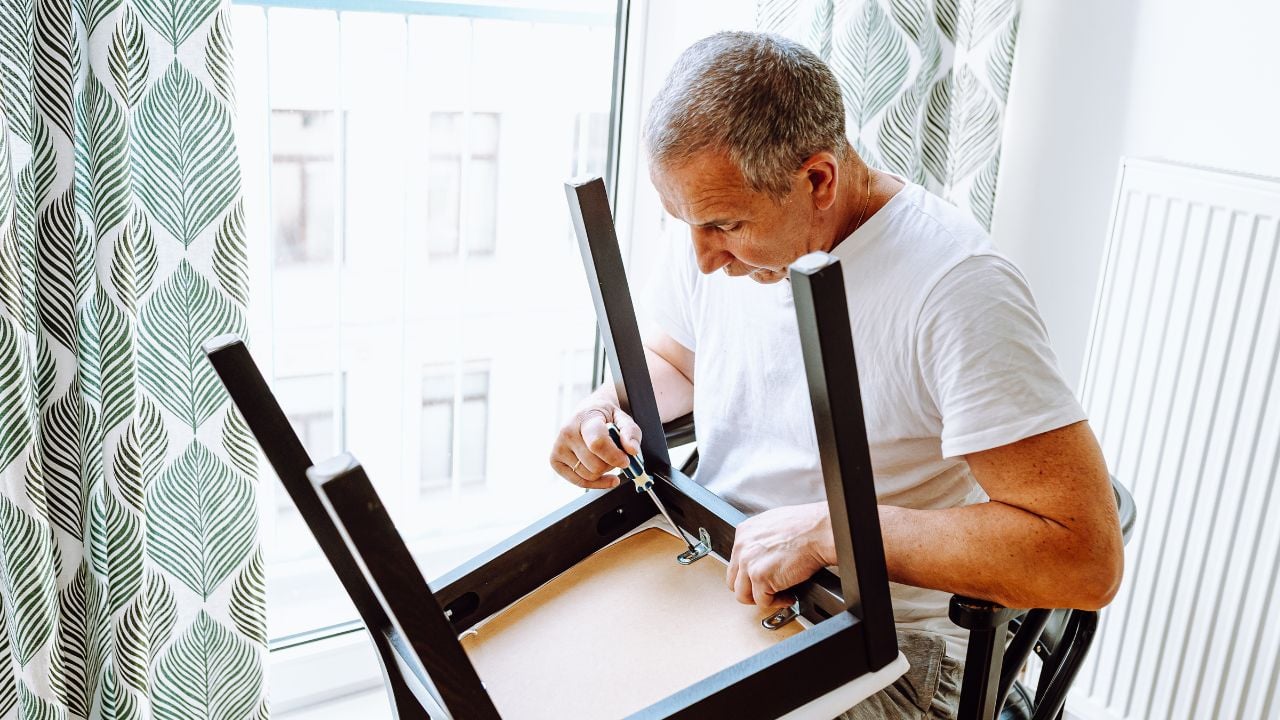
[112,421,144,513]
[73,0,122,35]
[139,260,245,430]
[253,699,269,720]
[986,12,1018,103]
[957,0,1008,49]
[887,0,927,44]
[74,71,132,236]
[109,209,137,315]
[135,0,221,50]
[221,406,256,480]
[23,452,48,521]
[129,206,157,299]
[922,73,952,186]
[36,332,55,410]
[205,9,235,106]
[947,66,999,180]
[153,612,262,720]
[877,87,920,180]
[50,562,95,718]
[807,0,832,60]
[0,0,35,145]
[18,679,67,720]
[133,60,240,247]
[112,396,166,513]
[213,201,248,308]
[934,0,958,44]
[40,383,86,539]
[147,440,256,598]
[755,0,797,34]
[230,550,265,645]
[100,661,143,720]
[116,594,150,694]
[34,0,75,141]
[95,486,143,614]
[77,302,102,405]
[0,595,13,716]
[109,6,149,109]
[969,151,1000,231]
[145,570,176,663]
[0,319,34,471]
[97,284,136,432]
[0,495,57,665]
[0,218,22,324]
[834,0,909,129]
[36,190,81,353]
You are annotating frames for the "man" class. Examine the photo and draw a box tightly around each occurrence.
[549,32,1123,719]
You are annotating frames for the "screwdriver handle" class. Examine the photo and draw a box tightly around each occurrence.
[606,424,649,490]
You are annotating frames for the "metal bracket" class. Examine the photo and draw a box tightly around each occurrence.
[676,527,712,565]
[762,602,801,631]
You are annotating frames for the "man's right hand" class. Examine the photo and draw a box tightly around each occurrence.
[549,401,643,489]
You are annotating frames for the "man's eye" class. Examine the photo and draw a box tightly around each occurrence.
[719,223,739,233]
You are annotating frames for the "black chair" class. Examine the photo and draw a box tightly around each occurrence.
[661,414,1137,720]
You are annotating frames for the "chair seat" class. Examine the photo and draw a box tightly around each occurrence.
[999,681,1033,720]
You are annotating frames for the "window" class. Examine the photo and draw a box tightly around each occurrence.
[421,366,490,493]
[232,2,618,648]
[273,373,345,515]
[271,109,337,265]
[571,111,609,179]
[557,348,596,423]
[428,111,500,258]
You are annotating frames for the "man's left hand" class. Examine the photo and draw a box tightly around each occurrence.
[725,502,834,609]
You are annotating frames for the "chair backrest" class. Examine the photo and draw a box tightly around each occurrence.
[202,335,430,719]
[307,455,500,719]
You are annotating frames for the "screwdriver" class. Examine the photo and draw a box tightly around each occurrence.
[606,424,700,556]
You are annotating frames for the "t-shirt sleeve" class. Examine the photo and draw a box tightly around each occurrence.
[640,232,698,352]
[916,254,1086,458]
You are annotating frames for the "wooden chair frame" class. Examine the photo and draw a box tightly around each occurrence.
[202,177,902,718]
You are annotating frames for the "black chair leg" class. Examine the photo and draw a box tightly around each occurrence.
[959,621,1010,720]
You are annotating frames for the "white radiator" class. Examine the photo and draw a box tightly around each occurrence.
[1071,159,1280,720]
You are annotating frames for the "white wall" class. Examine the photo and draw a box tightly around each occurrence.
[993,0,1280,388]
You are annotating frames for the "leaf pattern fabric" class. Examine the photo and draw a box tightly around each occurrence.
[0,1,263,718]
[757,0,1020,229]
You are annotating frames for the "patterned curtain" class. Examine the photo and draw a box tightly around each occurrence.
[758,0,1020,229]
[0,1,264,718]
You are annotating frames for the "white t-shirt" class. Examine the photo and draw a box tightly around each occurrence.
[643,181,1085,658]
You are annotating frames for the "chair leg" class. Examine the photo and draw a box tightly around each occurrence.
[1031,611,1098,720]
[959,621,1010,720]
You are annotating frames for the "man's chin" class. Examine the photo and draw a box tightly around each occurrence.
[748,268,787,284]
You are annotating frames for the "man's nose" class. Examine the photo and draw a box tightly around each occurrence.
[692,228,731,274]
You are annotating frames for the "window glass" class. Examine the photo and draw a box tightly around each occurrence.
[233,3,616,642]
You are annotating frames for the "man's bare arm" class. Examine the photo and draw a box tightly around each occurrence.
[548,332,695,487]
[727,421,1125,611]
[875,420,1124,610]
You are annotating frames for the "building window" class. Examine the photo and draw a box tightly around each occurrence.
[557,349,596,424]
[272,109,338,266]
[428,111,500,258]
[274,372,345,514]
[571,111,609,179]
[421,365,490,493]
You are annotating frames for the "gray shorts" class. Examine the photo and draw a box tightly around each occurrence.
[836,630,963,720]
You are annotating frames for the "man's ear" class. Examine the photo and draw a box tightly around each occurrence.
[801,151,840,211]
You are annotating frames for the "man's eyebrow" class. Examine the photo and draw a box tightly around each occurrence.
[694,218,735,228]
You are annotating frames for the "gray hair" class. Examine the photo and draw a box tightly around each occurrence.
[644,31,849,199]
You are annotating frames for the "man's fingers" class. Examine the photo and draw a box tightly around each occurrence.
[733,567,754,606]
[726,554,740,593]
[581,412,631,468]
[612,409,644,456]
